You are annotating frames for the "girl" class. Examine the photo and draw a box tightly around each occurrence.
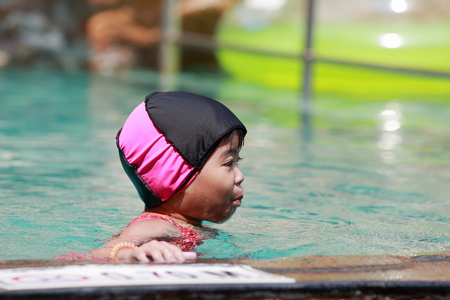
[91,91,247,263]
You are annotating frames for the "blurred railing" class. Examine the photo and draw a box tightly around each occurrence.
[159,0,450,129]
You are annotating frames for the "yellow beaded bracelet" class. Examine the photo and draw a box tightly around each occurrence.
[109,242,137,261]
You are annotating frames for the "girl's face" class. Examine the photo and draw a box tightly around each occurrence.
[173,133,244,225]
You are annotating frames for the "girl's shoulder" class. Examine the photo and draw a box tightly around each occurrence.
[121,214,180,239]
[126,213,177,227]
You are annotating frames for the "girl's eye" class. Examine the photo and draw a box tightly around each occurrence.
[225,157,243,167]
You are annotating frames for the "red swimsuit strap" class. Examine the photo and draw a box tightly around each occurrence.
[125,214,196,235]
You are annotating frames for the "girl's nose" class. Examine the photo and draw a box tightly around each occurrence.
[235,166,244,185]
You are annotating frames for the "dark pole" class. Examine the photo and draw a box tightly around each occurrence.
[159,0,179,90]
[301,0,315,131]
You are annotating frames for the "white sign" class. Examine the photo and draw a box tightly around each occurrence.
[0,264,295,291]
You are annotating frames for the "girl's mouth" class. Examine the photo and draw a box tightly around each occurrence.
[233,196,243,206]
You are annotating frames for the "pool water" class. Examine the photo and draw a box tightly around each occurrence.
[1,69,449,260]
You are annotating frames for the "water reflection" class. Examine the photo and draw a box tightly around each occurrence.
[379,106,402,132]
[378,102,403,164]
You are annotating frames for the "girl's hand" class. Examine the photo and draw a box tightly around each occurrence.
[118,240,197,264]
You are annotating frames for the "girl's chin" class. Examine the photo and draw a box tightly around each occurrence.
[216,208,237,224]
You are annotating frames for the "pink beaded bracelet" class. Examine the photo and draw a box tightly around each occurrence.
[109,242,137,261]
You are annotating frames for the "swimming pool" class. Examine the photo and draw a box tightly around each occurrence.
[1,69,449,261]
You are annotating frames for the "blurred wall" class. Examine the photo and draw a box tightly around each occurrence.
[0,0,236,73]
[0,0,89,70]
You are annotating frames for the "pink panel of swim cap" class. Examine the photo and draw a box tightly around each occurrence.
[118,102,196,201]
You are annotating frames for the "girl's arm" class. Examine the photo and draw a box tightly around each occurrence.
[90,219,197,263]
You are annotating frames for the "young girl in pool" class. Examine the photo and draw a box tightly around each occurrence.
[90,91,246,263]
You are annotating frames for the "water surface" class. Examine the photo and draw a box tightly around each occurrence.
[0,70,449,260]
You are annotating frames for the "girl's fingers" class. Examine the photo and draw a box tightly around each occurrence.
[162,247,183,263]
[182,252,197,260]
[131,248,151,263]
[139,240,189,264]
[146,247,165,263]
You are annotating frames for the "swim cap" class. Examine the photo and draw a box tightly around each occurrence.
[117,91,247,209]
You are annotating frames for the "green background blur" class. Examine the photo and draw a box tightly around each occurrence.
[217,0,450,102]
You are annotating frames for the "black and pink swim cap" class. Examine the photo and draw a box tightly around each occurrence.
[117,91,247,209]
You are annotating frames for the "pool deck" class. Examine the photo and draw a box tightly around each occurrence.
[1,252,450,299]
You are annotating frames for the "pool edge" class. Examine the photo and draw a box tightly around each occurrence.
[1,252,450,299]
